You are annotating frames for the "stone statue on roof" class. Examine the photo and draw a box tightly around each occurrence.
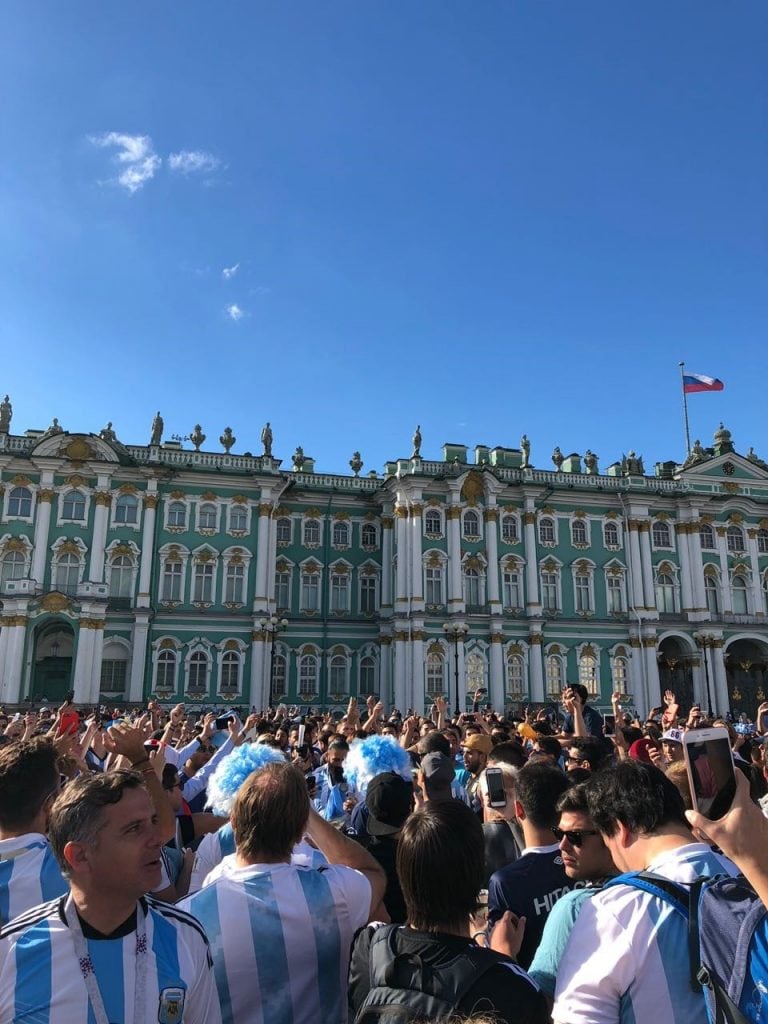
[99,422,117,443]
[552,446,564,470]
[584,449,598,474]
[0,395,11,433]
[520,434,531,468]
[46,417,63,435]
[412,425,422,459]
[261,422,273,458]
[150,411,163,446]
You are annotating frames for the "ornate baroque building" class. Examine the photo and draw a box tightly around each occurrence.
[1,404,767,717]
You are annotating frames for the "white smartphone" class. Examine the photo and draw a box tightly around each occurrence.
[485,767,507,808]
[683,726,736,820]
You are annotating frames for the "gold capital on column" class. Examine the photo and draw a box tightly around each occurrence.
[258,502,272,517]
[446,506,462,521]
[382,517,394,530]
[523,511,536,526]
[143,494,159,509]
[37,488,55,502]
[94,491,112,507]
[483,508,499,523]
[489,632,504,644]
[528,634,542,646]
[394,506,409,519]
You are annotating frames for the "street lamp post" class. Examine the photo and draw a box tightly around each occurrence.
[694,632,714,717]
[260,615,289,706]
[442,622,468,718]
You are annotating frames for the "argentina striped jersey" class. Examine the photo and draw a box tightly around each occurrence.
[0,834,68,928]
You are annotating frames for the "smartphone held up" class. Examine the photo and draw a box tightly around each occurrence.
[683,726,737,820]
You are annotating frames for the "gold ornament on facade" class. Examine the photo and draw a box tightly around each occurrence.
[229,555,243,566]
[111,543,133,557]
[251,630,268,643]
[732,686,742,702]
[629,637,642,648]
[426,552,442,568]
[747,528,757,539]
[58,540,81,556]
[331,563,350,575]
[11,474,32,486]
[427,640,443,655]
[257,503,272,516]
[80,618,106,631]
[721,483,740,494]
[642,637,658,648]
[445,506,462,520]
[575,559,591,572]
[170,490,185,500]
[378,635,392,646]
[1,615,28,627]
[394,506,409,519]
[303,561,320,574]
[65,474,87,489]
[143,494,159,509]
[523,511,536,526]
[411,630,427,642]
[361,564,378,576]
[573,509,586,519]
[40,592,71,613]
[460,471,484,503]
[716,526,727,537]
[159,638,176,649]
[410,504,423,517]
[333,511,351,521]
[542,558,558,573]
[382,517,393,529]
[63,438,94,463]
[94,492,112,507]
[201,491,218,502]
[655,511,670,522]
[305,507,322,518]
[542,506,556,516]
[118,483,138,495]
[394,631,409,643]
[700,514,714,524]
[4,537,26,552]
[528,634,543,646]
[37,488,54,502]
[489,633,504,645]
[729,512,744,525]
[605,511,619,520]
[637,521,651,533]
[196,550,215,563]
[275,559,290,573]
[483,508,499,523]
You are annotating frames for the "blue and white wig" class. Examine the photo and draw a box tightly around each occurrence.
[344,735,412,796]
[206,743,286,816]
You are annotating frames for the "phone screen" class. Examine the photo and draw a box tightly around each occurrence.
[603,714,616,736]
[684,732,736,819]
[485,767,506,807]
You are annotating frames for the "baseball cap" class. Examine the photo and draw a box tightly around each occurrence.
[462,734,493,755]
[420,752,455,787]
[365,772,414,837]
[661,728,684,745]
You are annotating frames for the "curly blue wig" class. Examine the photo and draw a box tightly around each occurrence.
[344,735,413,795]
[205,743,286,815]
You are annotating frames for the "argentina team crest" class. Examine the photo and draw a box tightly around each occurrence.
[158,987,186,1023]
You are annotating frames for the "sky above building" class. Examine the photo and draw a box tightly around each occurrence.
[1,2,765,474]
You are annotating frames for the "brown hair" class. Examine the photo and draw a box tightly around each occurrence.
[232,761,309,862]
[0,738,60,832]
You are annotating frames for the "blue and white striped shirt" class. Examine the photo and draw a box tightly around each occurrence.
[181,861,371,1024]
[0,834,68,928]
[0,894,222,1024]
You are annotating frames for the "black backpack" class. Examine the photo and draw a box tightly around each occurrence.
[353,925,506,1024]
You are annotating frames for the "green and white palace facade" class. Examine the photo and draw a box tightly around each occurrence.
[1,413,768,717]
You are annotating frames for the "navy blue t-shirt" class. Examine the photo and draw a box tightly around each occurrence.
[561,703,604,739]
[488,845,581,969]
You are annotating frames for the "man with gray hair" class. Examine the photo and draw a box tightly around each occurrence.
[0,770,221,1024]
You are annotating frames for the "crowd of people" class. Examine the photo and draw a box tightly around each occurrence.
[0,684,767,1023]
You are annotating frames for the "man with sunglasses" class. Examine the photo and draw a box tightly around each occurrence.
[528,784,617,1001]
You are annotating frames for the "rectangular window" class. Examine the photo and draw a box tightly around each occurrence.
[162,562,182,601]
[301,574,319,611]
[193,563,214,603]
[502,571,520,608]
[541,572,558,611]
[360,576,378,613]
[100,660,127,691]
[607,575,624,613]
[425,567,443,606]
[575,574,591,612]
[275,571,291,610]
[225,564,244,604]
[330,573,349,612]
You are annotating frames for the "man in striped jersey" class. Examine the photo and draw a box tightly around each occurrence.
[181,759,387,1024]
[0,739,68,926]
[0,769,221,1024]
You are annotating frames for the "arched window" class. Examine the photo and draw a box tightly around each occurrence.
[332,521,350,547]
[574,570,591,613]
[303,518,320,546]
[110,555,134,598]
[360,574,378,614]
[301,569,319,612]
[220,652,241,692]
[193,561,214,603]
[426,653,444,696]
[699,523,716,550]
[229,505,247,532]
[425,563,444,606]
[115,494,138,525]
[424,510,442,537]
[603,522,619,548]
[361,523,377,548]
[168,502,187,528]
[539,517,555,544]
[55,553,80,593]
[704,573,720,615]
[540,568,559,611]
[0,550,25,583]
[463,510,480,539]
[655,571,676,613]
[7,487,32,517]
[727,525,745,553]
[579,648,598,698]
[606,572,625,613]
[359,656,376,695]
[330,571,350,612]
[612,655,628,694]
[758,529,768,555]
[275,566,291,610]
[502,567,521,609]
[271,653,287,701]
[572,520,588,546]
[225,561,244,604]
[652,521,671,548]
[501,515,518,543]
[198,503,217,530]
[62,490,86,521]
[546,655,563,696]
[463,567,481,608]
[329,655,348,694]
[187,651,209,692]
[162,558,183,602]
[507,652,524,697]
[156,650,177,691]
[276,517,292,543]
[298,654,318,696]
[731,574,749,615]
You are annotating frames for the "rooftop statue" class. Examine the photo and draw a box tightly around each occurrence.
[150,411,163,446]
[552,446,564,470]
[520,434,531,469]
[46,417,63,435]
[261,422,273,458]
[584,449,598,474]
[220,427,236,453]
[349,451,363,476]
[99,422,117,443]
[0,395,11,432]
[292,446,305,471]
[190,424,206,451]
[412,424,422,458]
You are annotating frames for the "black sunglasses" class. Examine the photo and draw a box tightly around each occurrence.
[551,826,600,848]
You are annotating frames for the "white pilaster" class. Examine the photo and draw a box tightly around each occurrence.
[523,509,540,611]
[446,503,464,612]
[137,491,158,607]
[0,617,28,703]
[626,522,646,612]
[128,613,151,701]
[638,524,655,612]
[73,624,97,704]
[676,524,694,614]
[747,531,762,616]
[379,639,393,707]
[394,508,409,615]
[380,516,393,613]
[411,631,425,713]
[410,506,424,612]
[393,632,408,712]
[528,634,544,703]
[642,639,660,714]
[688,519,706,613]
[711,640,729,716]
[250,633,267,709]
[716,529,732,613]
[485,508,501,613]
[488,634,504,710]
[89,493,110,582]
[31,487,54,587]
[253,502,272,613]
[88,625,105,701]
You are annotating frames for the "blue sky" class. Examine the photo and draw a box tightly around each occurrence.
[1,2,765,475]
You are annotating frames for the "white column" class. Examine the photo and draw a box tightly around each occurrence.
[747,530,762,616]
[489,633,504,710]
[688,520,706,611]
[627,641,643,710]
[380,517,393,613]
[691,652,706,709]
[250,631,267,709]
[253,503,272,613]
[379,638,393,707]
[642,638,661,713]
[638,524,655,612]
[0,616,28,703]
[393,632,407,712]
[528,635,544,702]
[716,529,733,613]
[89,493,111,582]
[626,522,645,612]
[88,623,105,702]
[446,505,464,611]
[410,506,424,612]
[31,490,54,587]
[137,492,158,607]
[73,623,97,704]
[523,509,540,611]
[485,508,501,613]
[711,640,729,716]
[394,508,409,614]
[676,524,694,614]
[411,630,425,713]
[128,613,151,701]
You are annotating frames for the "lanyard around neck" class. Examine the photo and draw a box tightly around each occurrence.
[65,895,148,1024]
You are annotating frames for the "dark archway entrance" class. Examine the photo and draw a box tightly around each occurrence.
[32,622,75,701]
[657,635,695,713]
[724,639,768,719]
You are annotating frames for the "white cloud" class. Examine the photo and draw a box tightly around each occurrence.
[168,150,221,175]
[222,263,240,280]
[225,303,246,321]
[89,132,161,193]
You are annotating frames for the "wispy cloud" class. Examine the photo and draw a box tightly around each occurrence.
[89,132,161,193]
[225,303,246,321]
[168,150,221,175]
[222,263,240,280]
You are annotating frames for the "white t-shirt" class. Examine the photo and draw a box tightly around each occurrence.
[0,894,222,1023]
[180,860,371,1024]
[553,843,737,1024]
[0,833,68,927]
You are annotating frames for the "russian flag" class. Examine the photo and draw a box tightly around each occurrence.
[683,373,724,394]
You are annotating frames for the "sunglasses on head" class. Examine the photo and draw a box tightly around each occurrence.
[551,826,599,847]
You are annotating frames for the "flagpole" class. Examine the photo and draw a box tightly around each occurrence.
[679,361,691,456]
